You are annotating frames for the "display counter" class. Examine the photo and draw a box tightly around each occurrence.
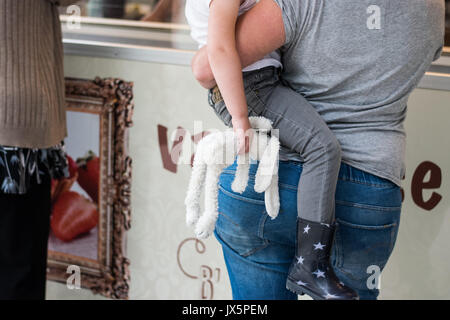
[48,16,450,300]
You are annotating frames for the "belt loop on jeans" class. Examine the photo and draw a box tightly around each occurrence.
[210,85,223,104]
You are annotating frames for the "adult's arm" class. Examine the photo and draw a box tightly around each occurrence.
[192,0,286,89]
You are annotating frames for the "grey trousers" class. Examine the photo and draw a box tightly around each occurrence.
[208,67,341,224]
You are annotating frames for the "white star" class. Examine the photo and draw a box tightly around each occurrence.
[303,225,311,234]
[313,242,326,250]
[297,256,304,264]
[324,293,338,300]
[296,280,308,286]
[312,269,325,278]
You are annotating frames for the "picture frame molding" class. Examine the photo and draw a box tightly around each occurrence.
[47,77,134,300]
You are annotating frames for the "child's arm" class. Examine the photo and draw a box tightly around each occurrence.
[207,0,252,154]
[192,0,285,89]
[191,48,216,89]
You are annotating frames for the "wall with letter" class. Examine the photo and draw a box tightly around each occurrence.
[46,54,450,300]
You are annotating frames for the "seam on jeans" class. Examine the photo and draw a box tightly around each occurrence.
[340,159,401,188]
[217,211,240,228]
[218,184,266,205]
[336,200,401,212]
[241,242,270,257]
[258,214,268,239]
[332,230,342,268]
[246,87,269,115]
[338,176,397,188]
[246,70,279,91]
[388,222,399,253]
[214,227,268,258]
[278,183,299,191]
[336,218,398,230]
[335,259,388,283]
[214,229,291,277]
[221,171,299,190]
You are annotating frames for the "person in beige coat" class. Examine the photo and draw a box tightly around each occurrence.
[0,0,78,300]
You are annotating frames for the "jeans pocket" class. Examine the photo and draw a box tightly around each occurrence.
[219,172,266,203]
[216,184,268,257]
[215,211,268,258]
[333,218,399,281]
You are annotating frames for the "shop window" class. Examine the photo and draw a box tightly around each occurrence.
[61,0,187,24]
[59,1,449,53]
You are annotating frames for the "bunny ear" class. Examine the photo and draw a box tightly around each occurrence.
[232,154,250,194]
[254,136,280,193]
[264,173,280,220]
[185,152,207,227]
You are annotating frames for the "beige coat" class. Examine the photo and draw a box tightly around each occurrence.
[0,0,78,148]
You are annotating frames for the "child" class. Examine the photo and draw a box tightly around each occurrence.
[185,0,358,300]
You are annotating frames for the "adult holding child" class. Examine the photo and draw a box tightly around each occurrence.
[191,0,445,299]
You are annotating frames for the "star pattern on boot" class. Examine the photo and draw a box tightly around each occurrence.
[312,269,325,278]
[324,292,339,300]
[303,224,311,234]
[296,280,308,286]
[297,256,304,264]
[313,242,325,250]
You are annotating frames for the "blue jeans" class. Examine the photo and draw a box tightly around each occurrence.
[214,160,402,300]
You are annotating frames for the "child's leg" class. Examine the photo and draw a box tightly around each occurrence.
[241,69,339,225]
[254,84,340,225]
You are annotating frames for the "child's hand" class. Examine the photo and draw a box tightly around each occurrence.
[232,116,254,155]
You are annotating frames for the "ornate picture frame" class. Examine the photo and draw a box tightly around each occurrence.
[46,77,134,299]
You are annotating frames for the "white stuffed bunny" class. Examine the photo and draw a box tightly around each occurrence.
[185,116,280,239]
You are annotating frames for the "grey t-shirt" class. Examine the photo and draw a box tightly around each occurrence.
[274,0,445,186]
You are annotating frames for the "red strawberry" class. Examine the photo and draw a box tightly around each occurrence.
[51,154,79,205]
[67,155,78,178]
[76,151,100,204]
[51,191,99,242]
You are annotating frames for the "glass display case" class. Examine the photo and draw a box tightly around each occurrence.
[61,0,449,57]
[62,0,186,23]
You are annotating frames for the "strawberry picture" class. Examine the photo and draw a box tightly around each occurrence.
[51,154,79,205]
[51,191,99,242]
[76,150,100,204]
[67,154,78,178]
